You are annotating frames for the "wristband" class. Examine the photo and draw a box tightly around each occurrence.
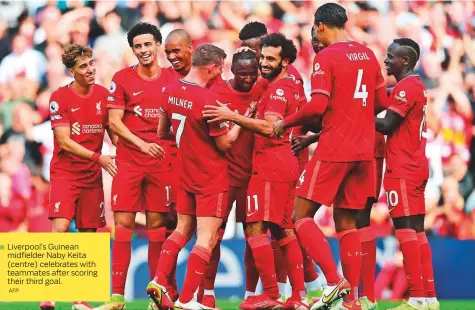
[92,153,101,162]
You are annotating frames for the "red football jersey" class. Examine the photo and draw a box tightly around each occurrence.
[49,83,109,187]
[374,132,385,158]
[107,65,174,171]
[253,76,299,182]
[311,41,385,162]
[160,79,229,194]
[287,65,310,166]
[385,75,429,181]
[210,78,267,187]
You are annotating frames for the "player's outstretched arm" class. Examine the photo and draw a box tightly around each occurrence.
[203,102,274,136]
[53,126,118,176]
[273,93,328,138]
[157,113,173,140]
[375,87,389,115]
[375,109,404,135]
[106,127,118,146]
[109,108,164,159]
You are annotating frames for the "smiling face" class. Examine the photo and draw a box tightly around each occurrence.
[384,42,408,77]
[131,33,160,67]
[70,56,95,85]
[232,58,259,92]
[259,45,288,80]
[165,40,192,74]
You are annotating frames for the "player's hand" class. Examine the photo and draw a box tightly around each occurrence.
[291,135,314,155]
[235,46,256,53]
[99,154,118,177]
[140,142,165,159]
[272,120,285,138]
[203,101,237,123]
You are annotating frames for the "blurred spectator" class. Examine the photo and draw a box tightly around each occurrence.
[375,250,408,301]
[0,173,28,232]
[93,9,129,65]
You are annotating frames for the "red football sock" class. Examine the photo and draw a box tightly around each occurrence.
[359,226,376,302]
[395,229,424,298]
[417,232,436,297]
[112,225,134,295]
[301,243,319,283]
[295,218,341,285]
[203,228,224,290]
[166,229,178,297]
[180,245,211,303]
[154,231,187,286]
[248,234,279,299]
[271,239,288,284]
[147,227,166,280]
[279,235,306,298]
[244,241,259,292]
[337,228,361,301]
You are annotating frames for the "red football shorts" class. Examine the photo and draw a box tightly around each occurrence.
[372,157,384,199]
[49,180,106,229]
[296,159,373,210]
[176,189,228,218]
[226,185,248,222]
[384,178,427,218]
[111,163,170,213]
[246,177,295,228]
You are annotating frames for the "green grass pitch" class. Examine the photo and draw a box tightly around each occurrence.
[1,300,475,310]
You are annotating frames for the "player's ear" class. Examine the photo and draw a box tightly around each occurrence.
[282,58,289,68]
[402,55,410,66]
[68,68,74,77]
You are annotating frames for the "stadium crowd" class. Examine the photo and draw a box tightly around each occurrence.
[0,0,474,242]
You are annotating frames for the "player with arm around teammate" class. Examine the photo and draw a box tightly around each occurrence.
[376,38,439,310]
[41,44,117,310]
[146,44,243,310]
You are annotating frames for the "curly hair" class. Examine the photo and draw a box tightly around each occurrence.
[260,33,297,64]
[238,21,268,41]
[314,3,348,29]
[127,22,162,47]
[61,44,93,69]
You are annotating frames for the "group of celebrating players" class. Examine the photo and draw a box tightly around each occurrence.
[42,3,440,310]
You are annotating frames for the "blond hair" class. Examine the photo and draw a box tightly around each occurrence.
[61,44,93,69]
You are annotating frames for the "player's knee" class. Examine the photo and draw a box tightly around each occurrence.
[244,221,266,237]
[356,210,371,229]
[196,230,217,251]
[52,221,70,233]
[334,209,357,232]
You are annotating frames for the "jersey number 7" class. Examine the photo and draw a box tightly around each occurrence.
[172,113,186,147]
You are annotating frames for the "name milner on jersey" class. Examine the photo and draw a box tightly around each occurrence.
[168,96,193,110]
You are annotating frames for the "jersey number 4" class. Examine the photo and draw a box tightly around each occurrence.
[172,113,186,147]
[354,69,368,106]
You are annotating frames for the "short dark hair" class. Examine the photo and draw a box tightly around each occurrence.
[232,50,258,67]
[192,44,227,67]
[314,3,348,29]
[127,22,162,47]
[239,21,268,40]
[260,33,297,64]
[393,38,420,67]
[311,26,316,39]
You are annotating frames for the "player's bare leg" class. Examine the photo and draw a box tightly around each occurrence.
[388,215,427,310]
[41,219,95,310]
[356,198,378,310]
[173,216,222,309]
[292,197,348,310]
[269,225,309,309]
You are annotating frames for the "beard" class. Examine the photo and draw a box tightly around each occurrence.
[260,62,283,80]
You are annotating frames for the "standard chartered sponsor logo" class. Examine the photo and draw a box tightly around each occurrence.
[72,122,104,135]
[134,105,161,118]
[72,122,81,135]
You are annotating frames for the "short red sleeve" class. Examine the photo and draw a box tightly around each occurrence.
[49,91,70,128]
[107,73,126,110]
[311,53,332,97]
[388,82,416,118]
[206,93,229,137]
[263,83,292,119]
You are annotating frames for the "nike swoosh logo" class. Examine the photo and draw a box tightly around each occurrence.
[133,91,143,96]
[247,211,257,217]
[322,282,342,303]
[71,108,80,112]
